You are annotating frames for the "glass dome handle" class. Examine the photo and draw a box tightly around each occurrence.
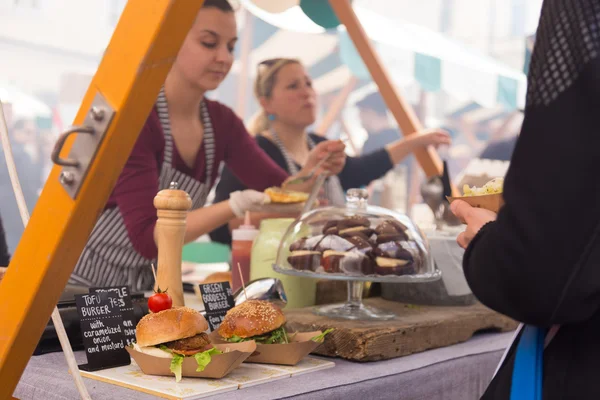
[346,188,369,210]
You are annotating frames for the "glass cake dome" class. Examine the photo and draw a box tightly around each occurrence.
[273,188,441,320]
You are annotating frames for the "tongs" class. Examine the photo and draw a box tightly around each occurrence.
[284,153,331,186]
[301,174,327,215]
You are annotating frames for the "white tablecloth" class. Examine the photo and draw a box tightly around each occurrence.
[15,332,513,400]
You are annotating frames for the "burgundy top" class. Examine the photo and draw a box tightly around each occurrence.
[105,99,289,259]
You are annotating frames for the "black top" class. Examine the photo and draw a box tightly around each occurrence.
[0,213,10,266]
[466,1,600,398]
[210,133,394,245]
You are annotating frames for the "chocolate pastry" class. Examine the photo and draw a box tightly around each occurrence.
[338,226,375,238]
[374,257,415,276]
[314,235,355,252]
[287,251,322,271]
[374,220,408,243]
[374,241,415,261]
[322,250,373,275]
[322,220,341,235]
[289,237,309,252]
[338,215,370,229]
[346,235,374,256]
[321,250,346,273]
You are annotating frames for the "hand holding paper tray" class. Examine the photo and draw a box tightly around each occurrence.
[447,178,505,214]
[446,193,504,214]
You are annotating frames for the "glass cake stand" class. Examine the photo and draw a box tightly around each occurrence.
[272,188,441,320]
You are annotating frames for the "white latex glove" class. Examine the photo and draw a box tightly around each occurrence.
[229,190,271,218]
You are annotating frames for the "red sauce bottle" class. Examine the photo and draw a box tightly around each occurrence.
[231,212,259,293]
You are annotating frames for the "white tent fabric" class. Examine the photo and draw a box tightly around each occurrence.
[0,83,52,118]
[240,1,527,109]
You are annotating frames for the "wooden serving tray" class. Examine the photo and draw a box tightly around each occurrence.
[284,297,518,362]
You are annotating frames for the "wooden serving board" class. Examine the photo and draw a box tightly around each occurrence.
[80,357,335,400]
[284,297,518,362]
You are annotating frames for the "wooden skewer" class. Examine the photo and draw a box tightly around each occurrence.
[150,263,157,285]
[237,262,248,301]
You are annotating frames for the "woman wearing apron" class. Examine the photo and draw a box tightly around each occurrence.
[451,0,600,397]
[70,0,346,291]
[210,58,451,245]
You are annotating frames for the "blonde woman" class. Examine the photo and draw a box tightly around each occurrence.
[211,58,450,245]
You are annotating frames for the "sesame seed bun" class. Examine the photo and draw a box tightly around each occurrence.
[136,307,208,347]
[202,271,232,285]
[217,300,286,339]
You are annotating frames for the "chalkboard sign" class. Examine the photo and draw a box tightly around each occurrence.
[90,286,136,346]
[75,291,130,371]
[198,282,235,331]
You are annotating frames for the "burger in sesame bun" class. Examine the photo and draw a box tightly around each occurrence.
[218,300,289,344]
[133,307,221,381]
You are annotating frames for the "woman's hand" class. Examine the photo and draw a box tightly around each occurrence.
[385,129,451,165]
[408,128,452,149]
[228,190,271,218]
[283,140,346,193]
[304,140,346,176]
[450,200,497,249]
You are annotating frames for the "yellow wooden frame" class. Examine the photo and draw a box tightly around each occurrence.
[0,1,204,397]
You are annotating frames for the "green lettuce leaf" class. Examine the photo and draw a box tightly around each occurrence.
[193,347,222,372]
[170,353,184,382]
[224,326,289,344]
[226,335,246,343]
[311,328,334,343]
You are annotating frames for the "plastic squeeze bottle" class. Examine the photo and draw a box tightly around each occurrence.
[230,211,259,293]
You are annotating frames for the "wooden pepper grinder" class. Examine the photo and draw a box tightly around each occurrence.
[153,182,192,307]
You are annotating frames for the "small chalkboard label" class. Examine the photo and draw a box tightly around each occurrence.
[198,282,235,331]
[90,286,136,346]
[75,291,130,371]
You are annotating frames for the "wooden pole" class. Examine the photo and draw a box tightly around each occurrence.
[0,1,204,396]
[236,7,254,121]
[316,76,357,136]
[328,0,458,196]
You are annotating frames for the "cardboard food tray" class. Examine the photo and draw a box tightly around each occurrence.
[446,193,504,214]
[211,331,323,366]
[126,341,256,379]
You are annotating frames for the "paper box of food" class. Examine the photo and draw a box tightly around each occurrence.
[447,177,505,213]
[246,331,324,365]
[126,341,256,379]
[447,193,504,213]
[211,330,324,366]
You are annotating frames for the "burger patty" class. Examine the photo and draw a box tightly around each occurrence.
[164,333,210,351]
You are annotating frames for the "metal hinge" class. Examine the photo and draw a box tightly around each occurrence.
[51,92,115,199]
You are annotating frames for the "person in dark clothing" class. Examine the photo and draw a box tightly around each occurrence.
[451,0,600,398]
[0,213,10,267]
[210,58,450,245]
